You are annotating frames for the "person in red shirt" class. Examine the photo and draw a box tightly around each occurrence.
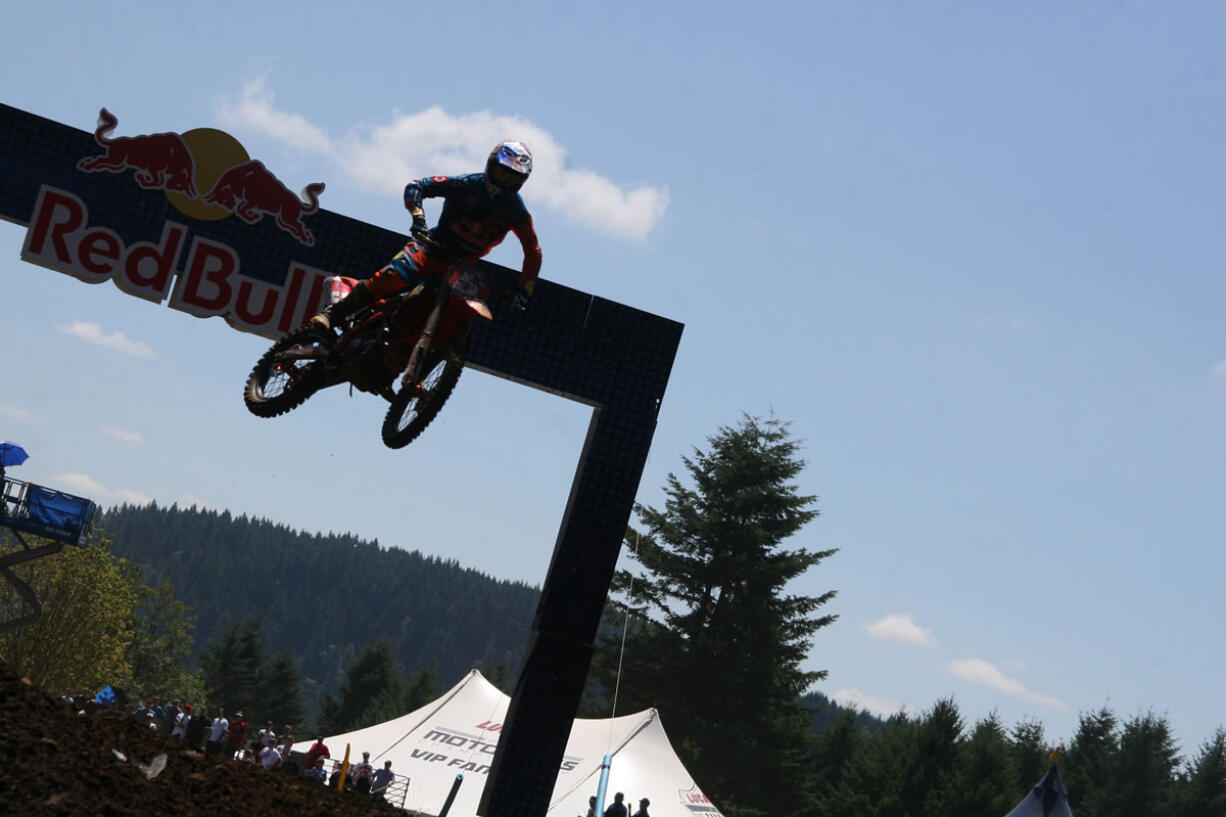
[225,711,249,759]
[305,735,331,770]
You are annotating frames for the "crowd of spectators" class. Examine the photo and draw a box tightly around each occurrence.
[58,692,403,802]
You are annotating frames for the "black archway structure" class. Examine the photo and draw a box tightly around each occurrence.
[0,103,682,817]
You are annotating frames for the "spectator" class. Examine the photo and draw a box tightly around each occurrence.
[185,706,209,750]
[305,735,330,770]
[206,709,229,756]
[132,700,149,723]
[259,743,283,770]
[632,798,651,817]
[604,792,628,817]
[226,711,249,758]
[143,711,158,730]
[277,743,297,774]
[371,760,395,796]
[149,697,164,728]
[352,751,374,794]
[171,703,192,739]
[162,700,180,733]
[258,721,277,749]
[306,757,328,783]
[277,724,294,752]
[585,795,598,817]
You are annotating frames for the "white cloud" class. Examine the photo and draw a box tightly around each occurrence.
[1213,359,1226,376]
[866,613,937,646]
[57,322,157,359]
[947,658,1067,710]
[103,425,144,445]
[1,405,33,421]
[1002,657,1028,675]
[53,472,151,505]
[215,78,669,242]
[831,688,915,719]
[215,77,335,155]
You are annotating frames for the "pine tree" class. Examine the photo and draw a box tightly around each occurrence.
[1111,710,1180,817]
[1064,706,1120,817]
[939,712,1015,817]
[1174,727,1226,817]
[405,665,442,711]
[906,698,963,817]
[257,651,306,731]
[593,414,837,817]
[1009,718,1051,801]
[808,708,868,817]
[200,617,264,714]
[317,640,408,734]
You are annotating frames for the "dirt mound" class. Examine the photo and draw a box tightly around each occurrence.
[0,661,403,817]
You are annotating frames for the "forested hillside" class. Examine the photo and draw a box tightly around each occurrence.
[101,503,539,690]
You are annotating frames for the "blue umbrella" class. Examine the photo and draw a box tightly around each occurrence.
[0,441,29,467]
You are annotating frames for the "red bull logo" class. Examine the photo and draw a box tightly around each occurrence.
[77,109,198,197]
[76,108,325,246]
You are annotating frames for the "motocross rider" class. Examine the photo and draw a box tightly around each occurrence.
[311,140,542,331]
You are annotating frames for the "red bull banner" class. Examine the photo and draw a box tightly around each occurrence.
[10,107,404,340]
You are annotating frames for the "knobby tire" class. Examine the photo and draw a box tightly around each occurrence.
[243,326,327,418]
[381,352,464,449]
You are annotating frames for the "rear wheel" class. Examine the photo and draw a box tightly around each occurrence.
[244,326,328,417]
[381,351,464,449]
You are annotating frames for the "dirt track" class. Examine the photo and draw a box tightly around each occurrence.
[0,661,403,816]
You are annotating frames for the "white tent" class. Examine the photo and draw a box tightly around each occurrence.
[293,670,723,817]
[1002,764,1074,817]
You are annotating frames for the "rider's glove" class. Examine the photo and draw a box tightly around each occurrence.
[411,220,428,240]
[510,287,531,311]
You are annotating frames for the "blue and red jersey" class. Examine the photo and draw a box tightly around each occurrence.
[405,174,542,287]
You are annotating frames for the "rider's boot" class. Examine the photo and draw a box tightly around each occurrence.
[310,282,374,331]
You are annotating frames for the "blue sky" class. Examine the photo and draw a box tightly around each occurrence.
[2,1,1224,757]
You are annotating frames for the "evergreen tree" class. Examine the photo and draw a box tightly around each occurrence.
[200,617,264,714]
[257,651,306,732]
[318,640,409,734]
[1111,710,1180,817]
[405,664,442,711]
[1064,706,1120,817]
[592,414,837,817]
[1173,727,1226,817]
[938,712,1015,817]
[906,698,963,817]
[832,713,916,817]
[807,708,867,817]
[1009,718,1051,800]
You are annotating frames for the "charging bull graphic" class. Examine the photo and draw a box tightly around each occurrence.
[201,160,325,247]
[75,108,324,246]
[77,108,197,196]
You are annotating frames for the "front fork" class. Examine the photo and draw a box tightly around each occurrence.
[402,281,450,387]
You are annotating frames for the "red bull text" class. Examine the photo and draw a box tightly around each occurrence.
[23,108,337,339]
[22,186,332,339]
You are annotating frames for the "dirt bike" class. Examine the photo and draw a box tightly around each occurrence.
[243,233,506,449]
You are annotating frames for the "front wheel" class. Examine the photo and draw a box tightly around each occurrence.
[381,352,464,449]
[244,326,328,418]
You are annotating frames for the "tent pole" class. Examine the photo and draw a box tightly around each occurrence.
[440,773,463,817]
[595,754,613,815]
